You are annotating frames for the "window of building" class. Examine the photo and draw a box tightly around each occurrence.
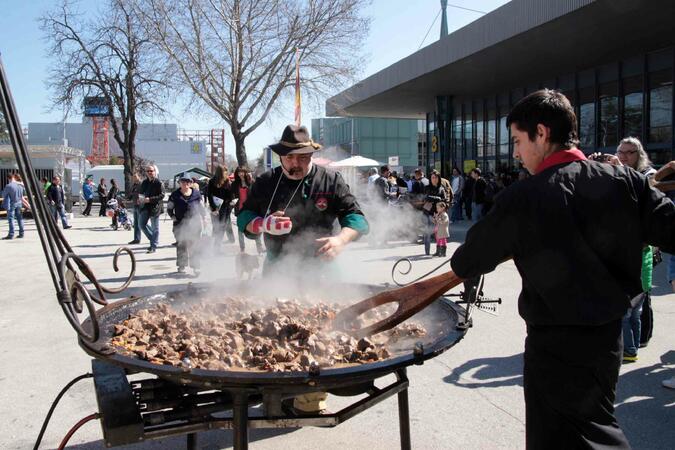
[498,115,509,157]
[598,81,618,148]
[475,102,484,159]
[486,102,496,157]
[622,75,643,140]
[578,85,595,150]
[463,104,473,161]
[648,69,673,144]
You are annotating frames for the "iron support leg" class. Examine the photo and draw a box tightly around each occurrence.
[397,369,411,450]
[186,432,197,450]
[233,393,249,450]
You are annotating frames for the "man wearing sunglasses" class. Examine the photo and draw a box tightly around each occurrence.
[138,165,164,253]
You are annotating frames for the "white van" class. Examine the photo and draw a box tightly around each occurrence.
[85,165,126,194]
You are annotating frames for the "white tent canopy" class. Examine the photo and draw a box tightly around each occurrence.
[329,155,381,167]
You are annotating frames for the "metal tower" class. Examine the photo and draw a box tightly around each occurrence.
[90,116,110,164]
[209,129,225,171]
[440,0,448,38]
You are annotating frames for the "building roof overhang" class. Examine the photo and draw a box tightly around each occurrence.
[327,0,675,119]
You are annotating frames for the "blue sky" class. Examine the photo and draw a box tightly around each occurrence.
[0,0,509,160]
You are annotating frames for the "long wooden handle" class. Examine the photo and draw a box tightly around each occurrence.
[334,271,464,338]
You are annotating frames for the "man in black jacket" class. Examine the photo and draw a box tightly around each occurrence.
[451,90,674,449]
[138,165,164,253]
[47,176,72,229]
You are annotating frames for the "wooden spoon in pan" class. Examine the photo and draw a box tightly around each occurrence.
[333,271,464,338]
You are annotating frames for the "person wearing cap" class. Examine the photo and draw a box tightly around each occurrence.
[167,176,206,275]
[449,89,675,449]
[237,124,369,274]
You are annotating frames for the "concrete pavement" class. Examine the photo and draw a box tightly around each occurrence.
[0,211,673,449]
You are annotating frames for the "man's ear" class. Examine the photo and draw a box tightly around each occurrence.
[536,123,551,143]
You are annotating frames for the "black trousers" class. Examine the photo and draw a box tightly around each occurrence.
[524,321,630,450]
[98,196,106,216]
[83,199,93,215]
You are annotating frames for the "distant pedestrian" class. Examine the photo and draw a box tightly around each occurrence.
[97,178,107,216]
[41,177,51,197]
[138,165,164,253]
[470,168,487,221]
[107,179,119,227]
[208,164,236,246]
[168,176,206,275]
[47,176,72,229]
[127,173,142,245]
[450,167,464,222]
[2,173,25,239]
[82,177,94,216]
[433,201,449,257]
[232,166,264,254]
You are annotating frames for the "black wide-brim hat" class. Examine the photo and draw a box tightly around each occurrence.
[269,124,322,156]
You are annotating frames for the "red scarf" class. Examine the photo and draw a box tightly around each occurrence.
[535,148,587,174]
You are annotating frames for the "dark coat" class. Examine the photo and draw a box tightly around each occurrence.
[451,159,675,327]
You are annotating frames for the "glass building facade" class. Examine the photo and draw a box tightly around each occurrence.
[426,47,674,177]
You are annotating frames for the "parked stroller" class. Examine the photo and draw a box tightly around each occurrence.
[106,198,133,231]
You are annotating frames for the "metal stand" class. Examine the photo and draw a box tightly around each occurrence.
[186,432,197,450]
[397,368,412,450]
[233,394,249,450]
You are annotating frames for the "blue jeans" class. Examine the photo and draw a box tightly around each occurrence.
[7,203,24,237]
[622,294,646,356]
[667,252,675,284]
[472,202,485,221]
[138,209,159,249]
[451,195,463,221]
[52,203,69,227]
[132,207,141,242]
[422,213,434,255]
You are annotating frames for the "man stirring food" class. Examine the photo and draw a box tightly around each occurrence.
[450,90,674,449]
[238,124,369,274]
[237,124,369,413]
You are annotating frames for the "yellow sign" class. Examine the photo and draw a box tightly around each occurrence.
[191,143,201,154]
[431,136,438,152]
[463,160,476,174]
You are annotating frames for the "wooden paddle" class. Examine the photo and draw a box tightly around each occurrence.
[333,271,464,338]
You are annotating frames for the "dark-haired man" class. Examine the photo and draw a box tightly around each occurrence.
[450,89,674,449]
[238,124,369,274]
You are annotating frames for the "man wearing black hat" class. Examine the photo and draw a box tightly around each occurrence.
[238,124,369,274]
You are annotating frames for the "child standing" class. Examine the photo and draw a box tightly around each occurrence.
[168,177,206,275]
[433,201,449,257]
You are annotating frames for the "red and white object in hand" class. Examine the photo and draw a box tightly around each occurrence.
[251,215,292,235]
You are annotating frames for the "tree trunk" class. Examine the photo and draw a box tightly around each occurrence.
[233,132,248,168]
[121,141,136,194]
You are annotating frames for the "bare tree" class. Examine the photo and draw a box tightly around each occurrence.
[135,0,370,167]
[41,0,169,192]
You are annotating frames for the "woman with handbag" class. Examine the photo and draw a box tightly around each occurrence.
[422,171,446,256]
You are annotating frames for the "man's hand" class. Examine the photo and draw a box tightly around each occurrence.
[315,235,346,260]
[249,211,292,235]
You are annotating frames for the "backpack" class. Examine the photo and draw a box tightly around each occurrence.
[484,179,500,203]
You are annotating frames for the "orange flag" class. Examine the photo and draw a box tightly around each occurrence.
[294,48,301,126]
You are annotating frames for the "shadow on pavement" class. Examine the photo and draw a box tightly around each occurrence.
[64,427,297,450]
[442,353,524,388]
[615,350,675,447]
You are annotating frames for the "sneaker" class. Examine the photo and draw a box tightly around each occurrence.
[2,235,13,240]
[128,240,140,245]
[172,242,178,247]
[177,266,186,274]
[622,352,638,363]
[147,247,156,254]
[663,377,675,389]
[63,225,72,229]
[17,234,24,239]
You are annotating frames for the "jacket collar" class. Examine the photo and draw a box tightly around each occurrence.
[535,148,587,174]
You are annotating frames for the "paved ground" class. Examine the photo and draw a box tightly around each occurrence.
[0,209,674,450]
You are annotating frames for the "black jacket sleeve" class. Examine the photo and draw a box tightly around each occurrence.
[450,193,518,279]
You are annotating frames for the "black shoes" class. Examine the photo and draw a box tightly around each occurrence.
[128,240,140,244]
[147,247,156,253]
[2,235,13,240]
[17,234,24,239]
[64,225,72,229]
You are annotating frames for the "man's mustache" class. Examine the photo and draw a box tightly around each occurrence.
[288,167,303,175]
